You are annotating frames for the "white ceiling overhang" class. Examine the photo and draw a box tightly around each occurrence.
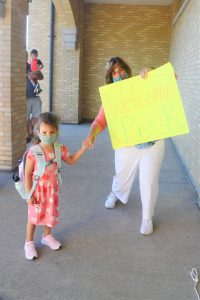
[83,0,173,5]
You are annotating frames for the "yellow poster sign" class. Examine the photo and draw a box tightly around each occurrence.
[99,63,189,149]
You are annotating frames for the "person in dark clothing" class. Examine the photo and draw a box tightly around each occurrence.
[27,62,31,75]
[26,72,42,143]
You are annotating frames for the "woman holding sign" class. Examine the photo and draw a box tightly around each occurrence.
[83,57,164,235]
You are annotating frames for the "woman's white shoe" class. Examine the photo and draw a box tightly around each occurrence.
[140,219,153,235]
[105,192,118,208]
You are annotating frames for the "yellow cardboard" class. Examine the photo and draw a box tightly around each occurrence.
[99,62,189,149]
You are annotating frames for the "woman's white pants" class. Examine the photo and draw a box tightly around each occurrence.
[112,140,165,220]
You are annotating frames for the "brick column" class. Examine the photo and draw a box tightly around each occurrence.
[0,0,27,170]
[54,0,84,123]
[171,0,180,21]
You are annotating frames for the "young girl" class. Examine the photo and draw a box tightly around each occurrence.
[24,112,86,260]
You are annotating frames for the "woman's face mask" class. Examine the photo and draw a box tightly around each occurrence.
[112,67,129,82]
[38,133,57,145]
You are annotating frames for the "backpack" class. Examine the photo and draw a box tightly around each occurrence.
[14,143,62,200]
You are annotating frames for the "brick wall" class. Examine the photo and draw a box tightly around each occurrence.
[82,4,171,119]
[0,0,27,170]
[169,0,200,196]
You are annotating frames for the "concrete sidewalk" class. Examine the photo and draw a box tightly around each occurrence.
[0,124,199,300]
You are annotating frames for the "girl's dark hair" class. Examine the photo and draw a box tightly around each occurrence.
[30,48,38,56]
[34,112,60,144]
[105,56,132,84]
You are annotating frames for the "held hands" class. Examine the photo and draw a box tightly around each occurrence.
[80,138,91,153]
[81,140,87,152]
[83,134,95,150]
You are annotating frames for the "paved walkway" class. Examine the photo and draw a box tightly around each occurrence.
[0,124,199,300]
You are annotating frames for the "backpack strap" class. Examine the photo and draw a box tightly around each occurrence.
[54,143,62,188]
[26,144,62,199]
[26,144,47,199]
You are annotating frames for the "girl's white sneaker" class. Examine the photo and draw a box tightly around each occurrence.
[41,234,61,250]
[140,219,153,235]
[24,241,38,260]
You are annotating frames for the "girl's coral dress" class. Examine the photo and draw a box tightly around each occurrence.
[27,144,69,227]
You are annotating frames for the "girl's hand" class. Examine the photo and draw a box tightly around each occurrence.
[81,140,87,152]
[140,68,150,79]
[27,196,36,206]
